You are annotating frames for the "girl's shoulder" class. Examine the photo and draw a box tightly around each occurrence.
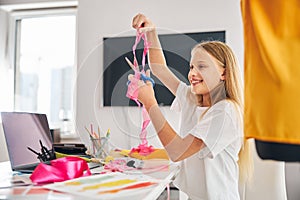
[211,99,236,110]
[210,100,243,127]
[209,100,242,118]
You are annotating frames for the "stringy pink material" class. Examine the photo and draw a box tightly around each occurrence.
[126,31,154,156]
[104,159,133,172]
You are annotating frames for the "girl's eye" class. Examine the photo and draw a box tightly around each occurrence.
[190,65,206,71]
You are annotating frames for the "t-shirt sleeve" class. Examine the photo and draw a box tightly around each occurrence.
[170,81,191,112]
[190,102,242,159]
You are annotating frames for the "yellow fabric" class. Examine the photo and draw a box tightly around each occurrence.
[118,149,169,160]
[129,149,169,160]
[242,0,300,144]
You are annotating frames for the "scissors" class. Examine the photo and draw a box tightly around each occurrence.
[125,57,155,87]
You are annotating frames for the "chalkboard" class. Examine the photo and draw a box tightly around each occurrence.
[103,31,225,106]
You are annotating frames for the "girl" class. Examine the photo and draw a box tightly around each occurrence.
[128,14,251,200]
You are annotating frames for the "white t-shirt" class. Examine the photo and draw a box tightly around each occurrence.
[171,82,243,200]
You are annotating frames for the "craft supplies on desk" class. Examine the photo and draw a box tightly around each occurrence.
[84,124,111,161]
[43,161,179,200]
[27,139,56,163]
[30,156,91,184]
[44,172,161,199]
[99,149,170,175]
[0,156,180,200]
[90,137,109,159]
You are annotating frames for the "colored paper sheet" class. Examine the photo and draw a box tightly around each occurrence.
[44,172,160,199]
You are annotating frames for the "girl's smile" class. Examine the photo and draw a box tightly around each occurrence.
[190,77,204,86]
[188,48,225,96]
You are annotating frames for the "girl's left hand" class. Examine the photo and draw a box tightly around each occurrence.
[128,70,157,108]
[125,57,157,108]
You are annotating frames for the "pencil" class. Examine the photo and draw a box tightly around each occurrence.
[98,126,101,139]
[91,124,94,138]
[106,128,110,138]
[84,126,93,141]
[84,126,91,135]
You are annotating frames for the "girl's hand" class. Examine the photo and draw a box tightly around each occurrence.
[128,70,157,108]
[132,13,156,33]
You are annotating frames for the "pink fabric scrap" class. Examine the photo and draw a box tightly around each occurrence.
[30,156,91,184]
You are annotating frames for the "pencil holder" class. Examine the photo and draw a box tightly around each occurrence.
[90,137,109,160]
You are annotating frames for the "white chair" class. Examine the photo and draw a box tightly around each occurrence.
[239,139,287,200]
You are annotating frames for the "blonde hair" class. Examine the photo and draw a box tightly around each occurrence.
[193,41,253,183]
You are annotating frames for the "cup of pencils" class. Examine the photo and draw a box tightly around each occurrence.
[85,125,110,160]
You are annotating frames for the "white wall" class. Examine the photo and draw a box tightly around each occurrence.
[0,8,14,112]
[0,9,6,66]
[76,0,244,149]
[0,9,13,161]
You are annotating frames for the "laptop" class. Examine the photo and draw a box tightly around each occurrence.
[1,112,54,173]
[1,112,101,173]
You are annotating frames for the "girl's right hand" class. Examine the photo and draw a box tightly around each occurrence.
[132,13,156,33]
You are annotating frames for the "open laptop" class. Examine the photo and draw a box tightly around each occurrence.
[1,112,101,173]
[1,112,54,173]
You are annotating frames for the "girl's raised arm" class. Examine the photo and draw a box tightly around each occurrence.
[132,14,180,95]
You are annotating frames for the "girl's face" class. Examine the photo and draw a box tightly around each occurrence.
[188,48,225,95]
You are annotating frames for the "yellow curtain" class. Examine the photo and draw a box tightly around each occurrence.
[242,0,300,144]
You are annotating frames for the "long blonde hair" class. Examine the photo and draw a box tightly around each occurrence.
[193,41,253,183]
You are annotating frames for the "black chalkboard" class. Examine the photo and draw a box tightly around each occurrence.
[103,31,225,106]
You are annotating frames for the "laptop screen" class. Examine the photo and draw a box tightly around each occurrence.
[1,112,53,171]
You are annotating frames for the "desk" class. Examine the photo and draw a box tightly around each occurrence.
[0,161,179,200]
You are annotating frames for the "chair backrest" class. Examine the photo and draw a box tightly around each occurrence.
[238,139,287,200]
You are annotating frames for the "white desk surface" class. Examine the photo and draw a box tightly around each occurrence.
[0,160,179,200]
